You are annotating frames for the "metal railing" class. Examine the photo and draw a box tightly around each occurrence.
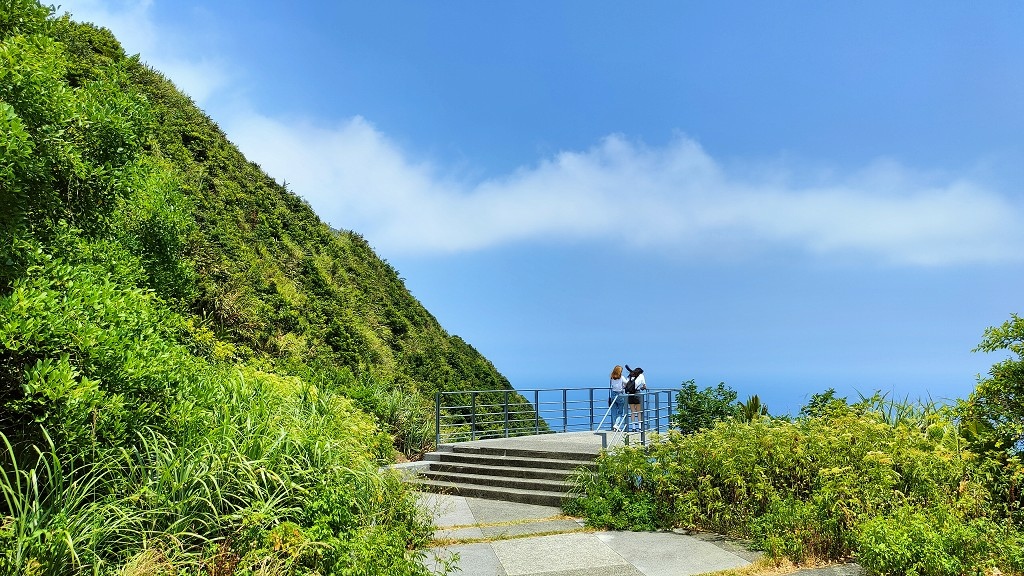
[435,387,677,446]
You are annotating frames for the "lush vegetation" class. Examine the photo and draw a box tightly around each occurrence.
[0,1,528,572]
[5,1,1024,574]
[568,332,1024,575]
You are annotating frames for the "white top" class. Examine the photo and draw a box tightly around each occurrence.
[609,376,627,394]
[634,373,647,391]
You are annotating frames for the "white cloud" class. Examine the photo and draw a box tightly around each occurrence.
[60,0,229,106]
[225,112,1024,266]
[60,1,1024,266]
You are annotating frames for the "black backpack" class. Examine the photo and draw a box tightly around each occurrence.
[624,374,638,395]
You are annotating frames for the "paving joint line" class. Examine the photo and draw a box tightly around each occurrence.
[440,514,581,530]
[431,525,594,546]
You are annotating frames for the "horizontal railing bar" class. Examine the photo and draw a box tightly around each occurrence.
[437,387,676,396]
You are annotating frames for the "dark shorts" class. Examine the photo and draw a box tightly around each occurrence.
[627,394,641,405]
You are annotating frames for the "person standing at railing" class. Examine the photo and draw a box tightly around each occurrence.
[608,365,628,431]
[625,366,647,432]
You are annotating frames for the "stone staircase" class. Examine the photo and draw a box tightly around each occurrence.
[406,443,598,507]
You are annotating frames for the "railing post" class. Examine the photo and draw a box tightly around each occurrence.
[471,392,477,441]
[503,390,510,438]
[655,392,661,433]
[640,393,646,445]
[562,388,568,432]
[589,388,594,431]
[435,391,441,447]
[534,390,540,434]
[668,391,674,430]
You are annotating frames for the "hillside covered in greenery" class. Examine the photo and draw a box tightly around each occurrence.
[0,1,526,573]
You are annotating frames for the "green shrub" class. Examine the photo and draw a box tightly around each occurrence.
[857,505,1024,576]
[343,372,437,457]
[300,467,436,576]
[672,380,738,434]
[750,496,848,563]
[568,400,1020,572]
[565,446,663,531]
[0,430,117,573]
[0,241,195,457]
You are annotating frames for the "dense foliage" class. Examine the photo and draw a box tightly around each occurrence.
[670,380,738,434]
[0,1,527,572]
[962,314,1024,459]
[569,380,1024,575]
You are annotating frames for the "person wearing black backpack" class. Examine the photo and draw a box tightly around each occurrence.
[624,365,647,432]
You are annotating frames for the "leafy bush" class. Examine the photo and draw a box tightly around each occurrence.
[568,398,1023,573]
[0,238,195,456]
[671,380,738,434]
[0,361,434,574]
[963,314,1024,458]
[565,447,661,531]
[0,430,119,572]
[857,505,1024,576]
[343,372,437,457]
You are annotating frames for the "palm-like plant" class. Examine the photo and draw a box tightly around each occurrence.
[737,394,769,422]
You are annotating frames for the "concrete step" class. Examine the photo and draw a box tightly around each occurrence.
[407,436,599,507]
[423,451,595,472]
[419,469,570,493]
[412,477,567,507]
[428,462,576,481]
[444,444,598,462]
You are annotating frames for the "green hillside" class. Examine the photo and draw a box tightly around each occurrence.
[0,2,527,573]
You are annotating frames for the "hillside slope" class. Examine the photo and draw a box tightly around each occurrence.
[0,2,527,573]
[2,5,530,456]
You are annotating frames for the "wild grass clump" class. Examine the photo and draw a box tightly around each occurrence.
[341,372,437,458]
[566,398,1023,575]
[0,368,438,574]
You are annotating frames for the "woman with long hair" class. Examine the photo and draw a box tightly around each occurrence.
[608,365,628,431]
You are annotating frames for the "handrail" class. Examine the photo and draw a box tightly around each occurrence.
[434,387,676,447]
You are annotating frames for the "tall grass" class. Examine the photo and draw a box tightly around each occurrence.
[0,429,116,573]
[342,373,437,458]
[0,365,441,575]
[855,391,949,433]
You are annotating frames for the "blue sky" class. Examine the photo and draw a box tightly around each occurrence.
[65,1,1024,414]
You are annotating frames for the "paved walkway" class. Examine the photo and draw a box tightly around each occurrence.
[419,493,759,576]
[412,432,863,576]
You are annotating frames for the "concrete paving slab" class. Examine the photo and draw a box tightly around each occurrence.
[427,543,506,576]
[417,492,477,528]
[492,532,639,576]
[684,531,763,563]
[480,518,584,539]
[526,568,645,576]
[420,491,760,576]
[467,495,564,524]
[597,531,750,576]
